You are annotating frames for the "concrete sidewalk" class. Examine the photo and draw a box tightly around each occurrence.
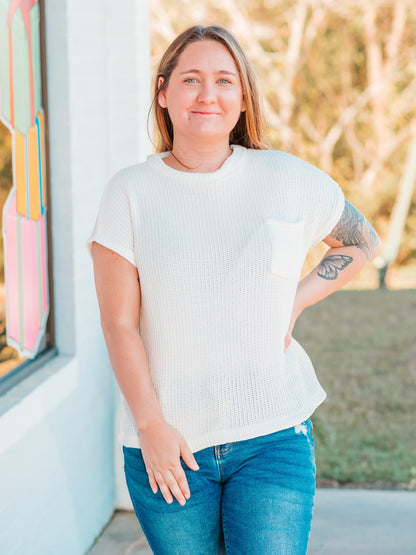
[308,489,415,554]
[87,488,416,554]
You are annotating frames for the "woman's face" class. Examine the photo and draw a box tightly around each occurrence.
[158,40,246,147]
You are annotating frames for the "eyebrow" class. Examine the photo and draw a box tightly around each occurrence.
[179,69,237,76]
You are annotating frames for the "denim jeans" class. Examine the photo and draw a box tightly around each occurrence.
[123,419,316,555]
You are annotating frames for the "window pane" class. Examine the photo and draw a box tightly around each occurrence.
[0,0,51,387]
[0,121,26,377]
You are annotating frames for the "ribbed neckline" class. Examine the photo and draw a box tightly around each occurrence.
[146,144,247,187]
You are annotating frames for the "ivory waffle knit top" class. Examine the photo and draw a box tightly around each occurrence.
[87,145,345,453]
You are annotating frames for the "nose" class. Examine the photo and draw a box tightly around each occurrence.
[197,81,216,103]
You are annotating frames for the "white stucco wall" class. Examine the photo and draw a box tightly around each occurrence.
[0,1,151,553]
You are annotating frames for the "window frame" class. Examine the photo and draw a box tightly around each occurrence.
[0,0,55,396]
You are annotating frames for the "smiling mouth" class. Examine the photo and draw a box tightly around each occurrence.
[191,111,220,115]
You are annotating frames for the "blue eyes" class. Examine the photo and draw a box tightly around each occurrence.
[184,78,231,84]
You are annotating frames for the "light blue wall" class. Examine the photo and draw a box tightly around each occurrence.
[0,1,150,553]
[0,357,115,554]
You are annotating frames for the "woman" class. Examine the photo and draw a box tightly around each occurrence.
[87,25,381,555]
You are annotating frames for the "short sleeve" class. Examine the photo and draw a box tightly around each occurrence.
[86,172,136,267]
[303,167,345,249]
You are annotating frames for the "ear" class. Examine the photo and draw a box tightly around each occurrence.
[241,94,246,112]
[157,76,167,108]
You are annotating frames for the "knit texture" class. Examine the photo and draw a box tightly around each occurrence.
[87,145,345,453]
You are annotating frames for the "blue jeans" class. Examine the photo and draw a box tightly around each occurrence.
[123,419,316,555]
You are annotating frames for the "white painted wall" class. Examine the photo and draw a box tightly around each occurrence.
[0,1,151,553]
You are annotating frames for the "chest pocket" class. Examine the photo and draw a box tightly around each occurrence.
[265,219,305,280]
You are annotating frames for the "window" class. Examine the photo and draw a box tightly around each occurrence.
[0,0,53,393]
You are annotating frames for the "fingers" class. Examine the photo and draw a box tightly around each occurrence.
[146,468,158,494]
[154,469,189,506]
[180,441,200,471]
[146,458,194,505]
[174,466,191,501]
[142,431,199,506]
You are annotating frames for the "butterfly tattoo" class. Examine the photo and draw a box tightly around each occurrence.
[316,254,353,280]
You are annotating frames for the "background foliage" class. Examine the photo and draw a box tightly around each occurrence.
[150,0,416,286]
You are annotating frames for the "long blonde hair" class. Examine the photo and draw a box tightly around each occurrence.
[151,25,269,152]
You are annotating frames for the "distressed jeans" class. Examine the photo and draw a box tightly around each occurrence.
[123,418,316,555]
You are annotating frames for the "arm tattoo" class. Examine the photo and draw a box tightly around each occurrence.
[316,254,353,280]
[329,200,380,260]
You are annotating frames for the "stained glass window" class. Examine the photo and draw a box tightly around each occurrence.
[0,0,51,387]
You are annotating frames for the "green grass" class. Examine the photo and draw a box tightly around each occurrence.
[295,288,416,489]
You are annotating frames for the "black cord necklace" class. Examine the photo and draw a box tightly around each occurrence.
[169,150,195,171]
[169,148,233,172]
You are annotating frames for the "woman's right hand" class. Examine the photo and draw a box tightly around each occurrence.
[138,419,200,506]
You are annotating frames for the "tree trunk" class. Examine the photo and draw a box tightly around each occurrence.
[378,127,416,287]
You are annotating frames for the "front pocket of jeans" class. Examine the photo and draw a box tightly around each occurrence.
[265,219,305,279]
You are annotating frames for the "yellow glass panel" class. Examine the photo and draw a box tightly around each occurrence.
[38,110,47,207]
[14,130,27,216]
[28,124,40,220]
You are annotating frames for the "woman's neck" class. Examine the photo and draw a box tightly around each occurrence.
[163,140,233,173]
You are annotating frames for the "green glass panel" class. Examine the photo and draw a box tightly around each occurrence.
[12,8,31,134]
[31,3,41,116]
[0,0,10,123]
